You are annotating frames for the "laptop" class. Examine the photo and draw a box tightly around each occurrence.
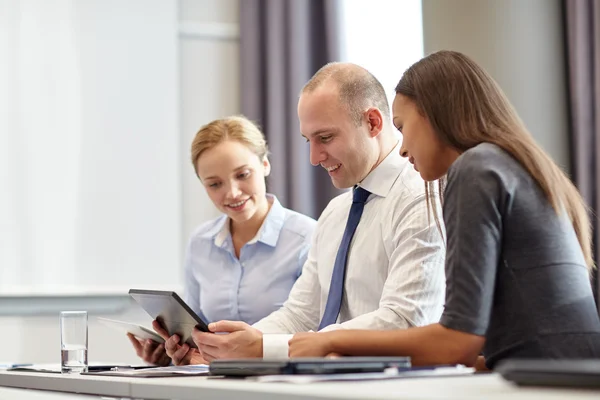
[496,359,600,389]
[209,357,411,377]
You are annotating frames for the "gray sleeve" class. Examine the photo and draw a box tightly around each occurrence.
[439,154,505,336]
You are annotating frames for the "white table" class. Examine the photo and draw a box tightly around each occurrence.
[0,386,98,400]
[0,370,598,400]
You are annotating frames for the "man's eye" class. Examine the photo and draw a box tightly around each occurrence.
[320,135,332,143]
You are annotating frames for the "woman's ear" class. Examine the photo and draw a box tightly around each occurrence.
[263,157,271,177]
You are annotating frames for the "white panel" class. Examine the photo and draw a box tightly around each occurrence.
[179,0,239,23]
[179,38,240,240]
[68,0,181,291]
[0,0,181,295]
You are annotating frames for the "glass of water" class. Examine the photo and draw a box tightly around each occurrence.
[59,311,88,374]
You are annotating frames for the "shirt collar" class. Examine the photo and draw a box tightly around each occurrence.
[358,141,405,198]
[211,194,285,248]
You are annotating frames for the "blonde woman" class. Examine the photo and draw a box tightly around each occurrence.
[130,116,316,365]
[289,51,600,369]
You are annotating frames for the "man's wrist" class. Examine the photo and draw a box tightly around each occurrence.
[325,332,338,355]
[254,332,264,357]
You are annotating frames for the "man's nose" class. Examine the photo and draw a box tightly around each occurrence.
[309,142,326,166]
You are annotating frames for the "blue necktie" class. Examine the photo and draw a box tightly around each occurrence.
[319,186,371,330]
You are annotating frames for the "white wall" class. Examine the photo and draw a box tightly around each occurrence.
[179,0,239,239]
[421,0,570,172]
[0,0,239,365]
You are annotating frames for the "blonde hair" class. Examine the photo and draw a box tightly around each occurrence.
[395,50,594,271]
[190,115,269,177]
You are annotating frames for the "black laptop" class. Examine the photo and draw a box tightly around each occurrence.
[496,359,600,389]
[209,357,411,377]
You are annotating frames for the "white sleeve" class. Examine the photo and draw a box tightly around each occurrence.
[253,223,323,358]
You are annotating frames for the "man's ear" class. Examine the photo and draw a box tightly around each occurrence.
[263,157,271,177]
[365,107,384,138]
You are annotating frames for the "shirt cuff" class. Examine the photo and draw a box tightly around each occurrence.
[319,323,344,332]
[262,334,293,359]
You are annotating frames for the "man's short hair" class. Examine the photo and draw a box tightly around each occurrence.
[302,62,391,125]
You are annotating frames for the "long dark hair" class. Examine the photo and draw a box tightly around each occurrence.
[395,50,593,270]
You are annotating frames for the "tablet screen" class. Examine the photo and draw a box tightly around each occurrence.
[129,289,209,349]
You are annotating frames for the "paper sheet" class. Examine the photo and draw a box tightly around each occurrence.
[85,364,210,377]
[252,366,475,383]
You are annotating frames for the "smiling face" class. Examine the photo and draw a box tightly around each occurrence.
[196,139,270,226]
[392,94,458,181]
[298,85,378,189]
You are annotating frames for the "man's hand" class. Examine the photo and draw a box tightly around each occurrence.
[288,332,334,357]
[127,334,171,366]
[192,320,263,362]
[152,320,207,365]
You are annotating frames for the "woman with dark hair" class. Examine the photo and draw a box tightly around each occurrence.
[288,51,600,370]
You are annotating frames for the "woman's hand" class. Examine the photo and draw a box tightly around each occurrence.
[288,332,335,357]
[153,320,208,365]
[127,334,171,366]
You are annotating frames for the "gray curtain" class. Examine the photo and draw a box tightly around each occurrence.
[564,0,600,303]
[239,0,342,219]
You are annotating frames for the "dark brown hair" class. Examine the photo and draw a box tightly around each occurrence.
[395,50,593,270]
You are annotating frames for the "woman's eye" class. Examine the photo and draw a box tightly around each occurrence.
[208,182,221,188]
[238,171,251,179]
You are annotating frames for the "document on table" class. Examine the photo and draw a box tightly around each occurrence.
[5,364,61,373]
[252,365,475,383]
[84,364,210,378]
[5,363,157,374]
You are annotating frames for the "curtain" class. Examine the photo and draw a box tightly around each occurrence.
[564,0,600,304]
[239,0,342,219]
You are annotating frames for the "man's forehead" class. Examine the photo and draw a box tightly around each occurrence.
[300,89,341,116]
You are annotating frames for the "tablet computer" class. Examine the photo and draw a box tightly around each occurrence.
[128,289,210,349]
[97,317,165,343]
[209,357,411,376]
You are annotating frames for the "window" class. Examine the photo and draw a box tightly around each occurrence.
[339,0,424,109]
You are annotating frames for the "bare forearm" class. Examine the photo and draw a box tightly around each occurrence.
[325,323,483,367]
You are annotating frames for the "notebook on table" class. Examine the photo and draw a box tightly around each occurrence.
[208,357,411,377]
[496,359,600,389]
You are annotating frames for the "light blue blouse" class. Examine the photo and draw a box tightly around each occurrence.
[183,195,316,325]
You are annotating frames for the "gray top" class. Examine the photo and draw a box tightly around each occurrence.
[439,143,600,369]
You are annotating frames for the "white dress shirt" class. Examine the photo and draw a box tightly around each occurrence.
[253,142,446,359]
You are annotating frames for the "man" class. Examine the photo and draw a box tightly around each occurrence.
[160,62,446,363]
